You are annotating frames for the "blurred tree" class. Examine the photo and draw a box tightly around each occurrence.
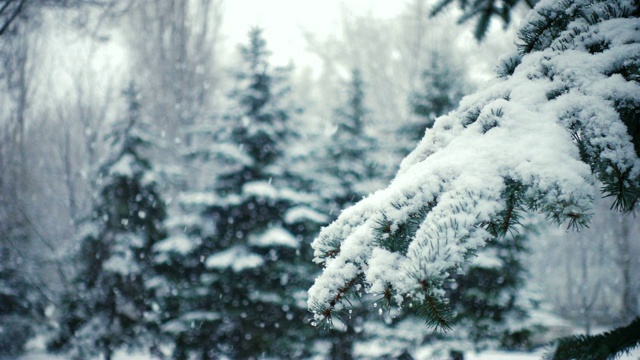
[302,1,495,181]
[123,0,224,190]
[529,198,640,333]
[430,0,537,40]
[615,215,639,324]
[49,83,168,360]
[152,28,324,359]
[0,2,54,356]
[319,68,381,359]
[0,1,131,356]
[0,0,124,38]
[405,50,468,147]
[325,69,381,210]
[0,0,26,37]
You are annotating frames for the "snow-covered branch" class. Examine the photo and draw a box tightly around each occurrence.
[309,0,640,328]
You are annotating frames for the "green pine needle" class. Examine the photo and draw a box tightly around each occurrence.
[548,317,640,360]
[411,295,454,332]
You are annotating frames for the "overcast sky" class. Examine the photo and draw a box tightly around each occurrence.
[221,0,521,82]
[223,0,407,65]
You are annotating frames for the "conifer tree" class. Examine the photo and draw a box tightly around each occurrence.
[405,50,536,355]
[154,28,324,359]
[325,69,380,210]
[308,1,640,359]
[446,223,537,351]
[358,224,538,358]
[49,83,167,360]
[315,68,383,359]
[405,50,468,146]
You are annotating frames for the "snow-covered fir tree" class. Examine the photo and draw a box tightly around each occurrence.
[49,83,168,360]
[404,49,468,147]
[448,228,534,349]
[324,68,382,211]
[405,49,539,356]
[309,0,640,359]
[354,222,541,358]
[152,28,326,359]
[314,68,384,359]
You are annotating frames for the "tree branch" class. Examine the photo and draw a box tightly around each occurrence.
[0,0,27,37]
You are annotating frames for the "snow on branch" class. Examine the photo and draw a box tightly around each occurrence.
[308,0,640,329]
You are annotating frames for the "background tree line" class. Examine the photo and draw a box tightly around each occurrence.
[0,0,638,358]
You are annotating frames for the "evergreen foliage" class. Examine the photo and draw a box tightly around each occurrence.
[308,3,640,360]
[430,0,539,40]
[318,68,385,359]
[153,28,324,359]
[406,51,468,145]
[392,50,535,356]
[325,68,380,209]
[549,316,640,360]
[446,223,537,351]
[49,83,167,360]
[352,222,538,357]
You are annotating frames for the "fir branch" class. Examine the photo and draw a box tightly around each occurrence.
[496,54,522,78]
[474,5,494,41]
[414,279,453,332]
[578,1,632,26]
[480,179,525,238]
[429,0,459,18]
[312,274,362,327]
[315,234,342,262]
[517,0,574,54]
[601,164,640,213]
[548,317,640,360]
[0,0,26,37]
[323,248,341,260]
[370,283,396,318]
[374,204,433,255]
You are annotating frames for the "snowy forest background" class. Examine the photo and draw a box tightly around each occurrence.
[0,0,638,359]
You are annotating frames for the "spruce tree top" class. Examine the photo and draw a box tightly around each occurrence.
[99,83,156,188]
[308,0,640,330]
[214,28,293,196]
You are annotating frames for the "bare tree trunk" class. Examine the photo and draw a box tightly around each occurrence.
[618,215,637,323]
[565,238,574,317]
[62,121,78,223]
[577,233,603,336]
[124,0,224,190]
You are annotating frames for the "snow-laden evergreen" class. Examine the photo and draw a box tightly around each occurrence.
[152,28,326,359]
[309,0,640,335]
[49,84,168,360]
[404,49,469,148]
[318,68,388,359]
[405,50,542,353]
[322,69,384,212]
